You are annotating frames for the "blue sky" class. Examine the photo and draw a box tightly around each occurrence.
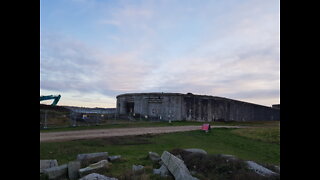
[40,0,280,108]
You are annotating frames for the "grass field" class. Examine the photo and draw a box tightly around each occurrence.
[40,121,280,179]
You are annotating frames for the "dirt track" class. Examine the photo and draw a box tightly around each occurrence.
[40,125,245,142]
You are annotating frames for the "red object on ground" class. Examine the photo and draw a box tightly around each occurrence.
[201,124,211,131]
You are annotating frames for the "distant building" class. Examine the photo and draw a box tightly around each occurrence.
[272,104,280,109]
[116,92,280,122]
[63,106,116,114]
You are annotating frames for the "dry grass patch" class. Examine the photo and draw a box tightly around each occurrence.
[231,127,280,144]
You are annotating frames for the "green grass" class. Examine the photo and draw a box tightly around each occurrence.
[231,126,280,144]
[40,126,280,179]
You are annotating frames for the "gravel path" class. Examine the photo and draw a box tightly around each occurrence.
[40,125,246,142]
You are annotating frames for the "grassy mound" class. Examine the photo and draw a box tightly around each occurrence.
[170,148,279,180]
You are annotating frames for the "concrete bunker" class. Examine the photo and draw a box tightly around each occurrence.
[116,92,280,122]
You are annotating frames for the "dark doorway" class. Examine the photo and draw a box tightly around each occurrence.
[126,102,134,113]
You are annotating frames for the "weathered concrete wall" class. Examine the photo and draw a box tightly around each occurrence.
[117,93,183,120]
[116,93,280,122]
[183,95,279,122]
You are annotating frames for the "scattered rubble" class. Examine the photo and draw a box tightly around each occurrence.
[40,149,280,180]
[40,152,115,180]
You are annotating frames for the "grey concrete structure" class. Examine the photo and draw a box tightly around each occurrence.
[272,104,280,109]
[116,92,280,122]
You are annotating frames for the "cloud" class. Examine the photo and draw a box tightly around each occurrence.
[40,33,156,97]
[40,0,279,107]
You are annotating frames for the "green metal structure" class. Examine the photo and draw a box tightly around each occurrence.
[40,95,61,106]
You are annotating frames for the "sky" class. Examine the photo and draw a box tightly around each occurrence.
[40,0,280,108]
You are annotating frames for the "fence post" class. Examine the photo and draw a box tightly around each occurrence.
[44,110,48,129]
[70,112,76,127]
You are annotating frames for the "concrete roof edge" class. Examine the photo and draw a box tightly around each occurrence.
[116,92,277,109]
[116,92,185,98]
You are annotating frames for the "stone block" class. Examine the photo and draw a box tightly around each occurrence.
[77,152,108,167]
[274,165,280,173]
[132,165,144,172]
[42,164,68,180]
[184,148,207,155]
[79,173,118,180]
[40,160,58,173]
[161,151,198,180]
[108,155,121,162]
[148,152,161,162]
[79,160,109,177]
[68,161,81,180]
[246,161,279,177]
[219,154,238,162]
[176,154,183,160]
[153,164,171,177]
